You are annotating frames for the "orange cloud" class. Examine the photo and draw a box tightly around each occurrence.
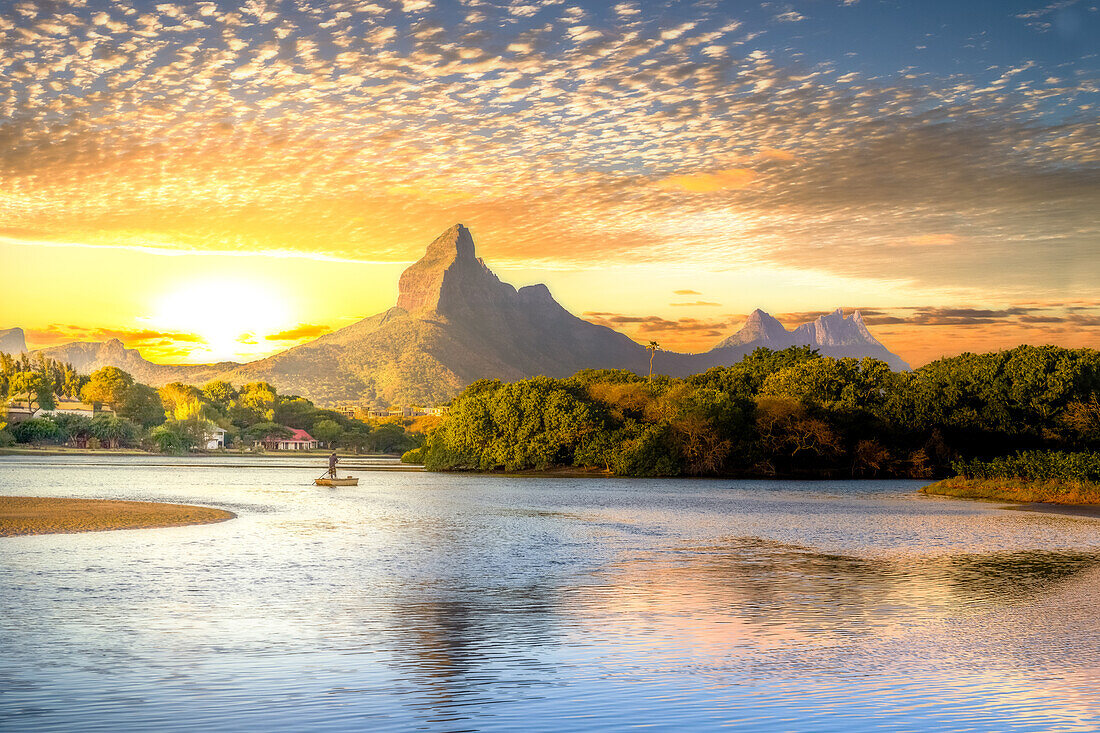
[265,323,332,341]
[757,147,798,162]
[657,168,757,193]
[26,325,205,348]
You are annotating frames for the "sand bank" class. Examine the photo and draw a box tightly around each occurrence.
[0,496,235,537]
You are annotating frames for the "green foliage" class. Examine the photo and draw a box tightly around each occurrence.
[952,451,1100,483]
[401,447,424,464]
[369,422,419,454]
[149,424,187,454]
[118,383,166,427]
[424,376,599,471]
[11,417,61,444]
[421,345,1100,478]
[244,422,294,441]
[312,419,343,445]
[80,366,134,407]
[88,414,139,448]
[201,380,238,411]
[9,371,55,412]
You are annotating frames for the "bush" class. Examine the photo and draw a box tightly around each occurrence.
[952,451,1100,483]
[401,447,424,464]
[11,418,61,444]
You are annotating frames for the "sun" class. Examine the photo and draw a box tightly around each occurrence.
[150,277,293,362]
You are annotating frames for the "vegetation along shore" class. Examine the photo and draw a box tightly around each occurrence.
[410,345,1100,479]
[0,496,235,537]
[922,451,1100,505]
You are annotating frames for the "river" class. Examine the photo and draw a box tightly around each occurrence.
[2,455,1100,731]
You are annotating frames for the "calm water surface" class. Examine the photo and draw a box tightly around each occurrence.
[2,455,1100,731]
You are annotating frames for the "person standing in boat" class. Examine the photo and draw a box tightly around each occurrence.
[328,450,338,478]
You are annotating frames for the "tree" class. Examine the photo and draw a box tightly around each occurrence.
[9,372,55,413]
[118,383,166,427]
[201,380,238,412]
[646,341,661,380]
[12,417,61,444]
[149,424,187,453]
[89,414,139,449]
[81,367,134,408]
[243,422,293,443]
[234,382,278,425]
[312,419,343,447]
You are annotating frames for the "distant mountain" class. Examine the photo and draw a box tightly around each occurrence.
[0,327,27,354]
[31,338,237,386]
[706,308,910,371]
[6,224,910,404]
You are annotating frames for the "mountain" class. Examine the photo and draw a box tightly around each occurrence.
[220,224,650,404]
[0,328,27,354]
[31,338,237,386]
[7,223,910,404]
[707,308,910,371]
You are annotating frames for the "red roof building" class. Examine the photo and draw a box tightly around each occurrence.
[260,428,318,451]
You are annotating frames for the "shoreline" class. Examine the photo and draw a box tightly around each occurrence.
[0,496,236,537]
[921,477,1100,507]
[0,446,401,459]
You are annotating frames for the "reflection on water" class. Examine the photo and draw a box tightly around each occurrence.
[2,456,1100,731]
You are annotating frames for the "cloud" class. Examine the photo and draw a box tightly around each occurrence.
[0,0,1093,316]
[26,325,206,348]
[265,323,332,341]
[903,234,963,247]
[674,289,702,295]
[656,168,758,193]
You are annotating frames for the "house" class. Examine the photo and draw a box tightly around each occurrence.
[427,406,449,417]
[204,426,227,450]
[260,428,317,451]
[34,400,114,419]
[5,400,111,424]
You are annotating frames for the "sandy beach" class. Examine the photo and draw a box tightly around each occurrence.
[0,496,235,537]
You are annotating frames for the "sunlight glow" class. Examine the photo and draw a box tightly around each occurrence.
[150,278,293,362]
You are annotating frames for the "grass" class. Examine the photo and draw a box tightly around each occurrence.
[921,476,1100,505]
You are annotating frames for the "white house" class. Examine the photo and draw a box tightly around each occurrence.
[204,426,227,450]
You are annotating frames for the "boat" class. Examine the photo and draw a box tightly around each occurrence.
[315,477,359,486]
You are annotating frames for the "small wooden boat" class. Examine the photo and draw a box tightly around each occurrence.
[315,477,359,486]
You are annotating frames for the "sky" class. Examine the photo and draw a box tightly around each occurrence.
[1,0,1097,367]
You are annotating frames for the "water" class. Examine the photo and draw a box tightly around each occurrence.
[2,455,1100,732]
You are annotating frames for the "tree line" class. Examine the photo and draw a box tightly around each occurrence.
[1,354,422,454]
[413,345,1100,478]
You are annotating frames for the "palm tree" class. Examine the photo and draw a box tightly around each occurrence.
[646,341,661,380]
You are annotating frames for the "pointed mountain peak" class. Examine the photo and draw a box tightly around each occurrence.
[397,224,484,314]
[396,224,514,316]
[422,223,476,262]
[715,308,791,348]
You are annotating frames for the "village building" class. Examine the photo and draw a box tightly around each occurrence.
[35,400,115,419]
[204,426,227,450]
[4,400,113,424]
[259,428,317,451]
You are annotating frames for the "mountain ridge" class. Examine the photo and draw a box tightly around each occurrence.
[8,224,909,404]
